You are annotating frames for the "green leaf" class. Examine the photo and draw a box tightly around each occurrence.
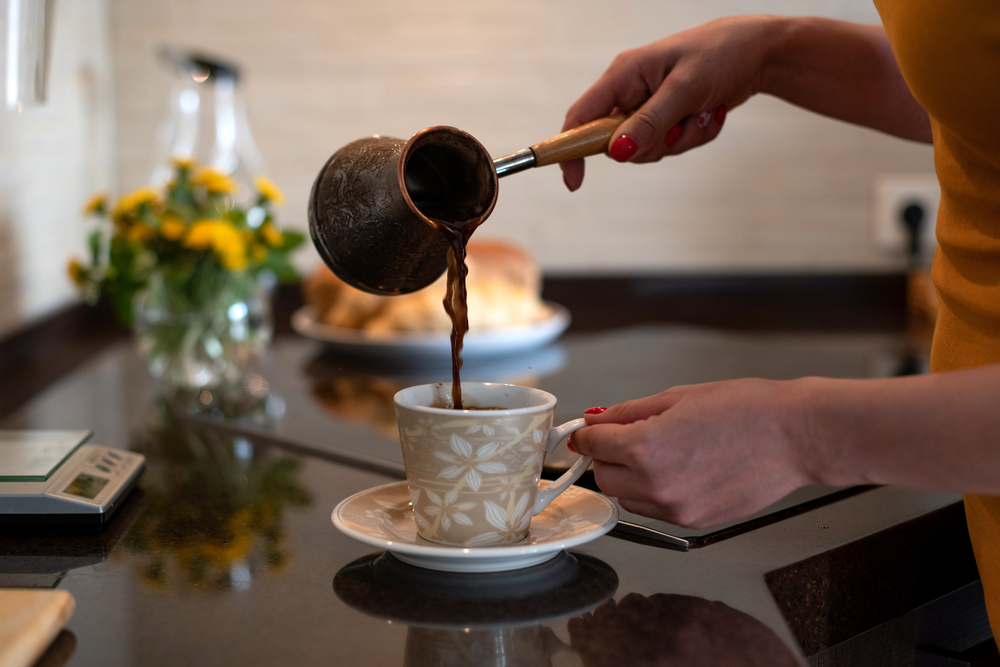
[257,253,299,283]
[279,231,306,251]
[87,230,102,265]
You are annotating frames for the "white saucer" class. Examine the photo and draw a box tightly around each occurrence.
[332,481,618,573]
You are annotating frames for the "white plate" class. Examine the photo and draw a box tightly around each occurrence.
[332,481,618,573]
[291,303,571,364]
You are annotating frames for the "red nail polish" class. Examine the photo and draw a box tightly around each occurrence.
[567,438,576,453]
[609,135,637,162]
[584,407,607,415]
[663,125,682,148]
[715,105,728,125]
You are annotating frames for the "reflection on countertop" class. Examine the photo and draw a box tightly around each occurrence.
[334,551,617,667]
[569,593,799,667]
[121,400,313,591]
[0,321,979,666]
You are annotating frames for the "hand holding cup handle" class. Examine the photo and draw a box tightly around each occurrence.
[533,418,592,516]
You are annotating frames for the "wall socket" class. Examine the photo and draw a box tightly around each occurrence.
[871,173,940,259]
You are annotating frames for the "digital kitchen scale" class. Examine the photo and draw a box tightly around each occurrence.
[0,430,145,525]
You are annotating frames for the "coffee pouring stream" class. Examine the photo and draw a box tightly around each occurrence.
[308,114,627,296]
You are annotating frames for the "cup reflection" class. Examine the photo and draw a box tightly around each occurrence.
[334,550,618,667]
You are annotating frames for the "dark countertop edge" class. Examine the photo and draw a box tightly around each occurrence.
[762,496,979,656]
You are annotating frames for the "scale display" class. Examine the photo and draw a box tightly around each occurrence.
[0,430,145,525]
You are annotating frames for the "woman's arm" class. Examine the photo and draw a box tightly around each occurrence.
[763,18,931,143]
[805,365,1000,493]
[561,15,932,190]
[571,364,1000,528]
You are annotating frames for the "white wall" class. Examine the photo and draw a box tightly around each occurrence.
[107,0,933,276]
[0,0,116,338]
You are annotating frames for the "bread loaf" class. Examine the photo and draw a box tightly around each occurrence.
[302,239,550,333]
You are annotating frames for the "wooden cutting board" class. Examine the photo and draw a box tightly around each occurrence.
[0,590,75,667]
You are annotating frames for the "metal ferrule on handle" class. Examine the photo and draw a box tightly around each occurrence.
[493,148,536,177]
[492,113,628,179]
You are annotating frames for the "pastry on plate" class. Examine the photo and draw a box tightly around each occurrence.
[302,239,551,334]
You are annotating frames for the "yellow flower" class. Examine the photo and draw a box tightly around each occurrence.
[66,258,86,285]
[114,187,161,219]
[191,167,237,195]
[83,192,108,216]
[184,219,247,270]
[254,176,284,205]
[260,223,283,247]
[170,155,196,171]
[160,216,186,241]
[184,219,218,249]
[251,243,267,262]
[126,223,155,243]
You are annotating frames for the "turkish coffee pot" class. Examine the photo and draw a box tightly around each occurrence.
[308,114,626,295]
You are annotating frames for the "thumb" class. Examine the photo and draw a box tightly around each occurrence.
[584,389,685,426]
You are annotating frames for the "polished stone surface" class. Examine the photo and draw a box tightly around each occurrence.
[0,326,978,665]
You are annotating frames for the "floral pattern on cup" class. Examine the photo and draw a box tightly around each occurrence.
[397,405,554,546]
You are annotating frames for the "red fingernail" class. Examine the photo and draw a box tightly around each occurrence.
[585,407,607,415]
[715,105,728,125]
[663,125,682,148]
[609,135,637,162]
[567,438,576,453]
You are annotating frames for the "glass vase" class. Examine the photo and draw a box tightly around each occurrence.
[133,271,272,391]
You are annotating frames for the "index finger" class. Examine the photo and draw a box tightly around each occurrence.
[562,47,676,133]
[570,421,637,466]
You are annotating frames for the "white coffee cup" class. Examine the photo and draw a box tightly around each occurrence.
[394,382,592,547]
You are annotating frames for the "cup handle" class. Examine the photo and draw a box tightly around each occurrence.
[532,418,593,516]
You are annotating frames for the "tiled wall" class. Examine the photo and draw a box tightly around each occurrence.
[1,0,936,337]
[106,0,934,277]
[0,0,115,338]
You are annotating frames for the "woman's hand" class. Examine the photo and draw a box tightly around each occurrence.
[560,16,929,191]
[560,15,782,191]
[571,378,816,528]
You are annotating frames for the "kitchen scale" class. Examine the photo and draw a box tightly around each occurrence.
[0,430,145,525]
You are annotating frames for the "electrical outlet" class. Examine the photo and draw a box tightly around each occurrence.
[872,173,940,256]
[871,173,940,258]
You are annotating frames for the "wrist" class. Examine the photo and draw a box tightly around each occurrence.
[786,375,866,488]
[757,15,809,97]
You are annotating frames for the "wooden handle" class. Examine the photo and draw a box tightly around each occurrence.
[530,114,628,166]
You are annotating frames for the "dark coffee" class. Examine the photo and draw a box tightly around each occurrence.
[428,400,508,410]
[427,217,481,410]
[404,143,491,410]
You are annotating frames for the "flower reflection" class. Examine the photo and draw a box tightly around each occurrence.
[121,400,312,591]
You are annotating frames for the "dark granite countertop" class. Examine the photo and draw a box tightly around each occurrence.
[0,322,988,666]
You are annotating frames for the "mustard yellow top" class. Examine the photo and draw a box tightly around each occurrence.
[875,0,1000,636]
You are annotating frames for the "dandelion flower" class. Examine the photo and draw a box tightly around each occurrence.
[66,258,86,285]
[160,216,186,241]
[113,187,161,221]
[260,223,283,247]
[126,223,155,243]
[185,219,220,249]
[254,176,284,205]
[83,193,108,216]
[185,219,247,270]
[170,155,196,170]
[191,167,237,195]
